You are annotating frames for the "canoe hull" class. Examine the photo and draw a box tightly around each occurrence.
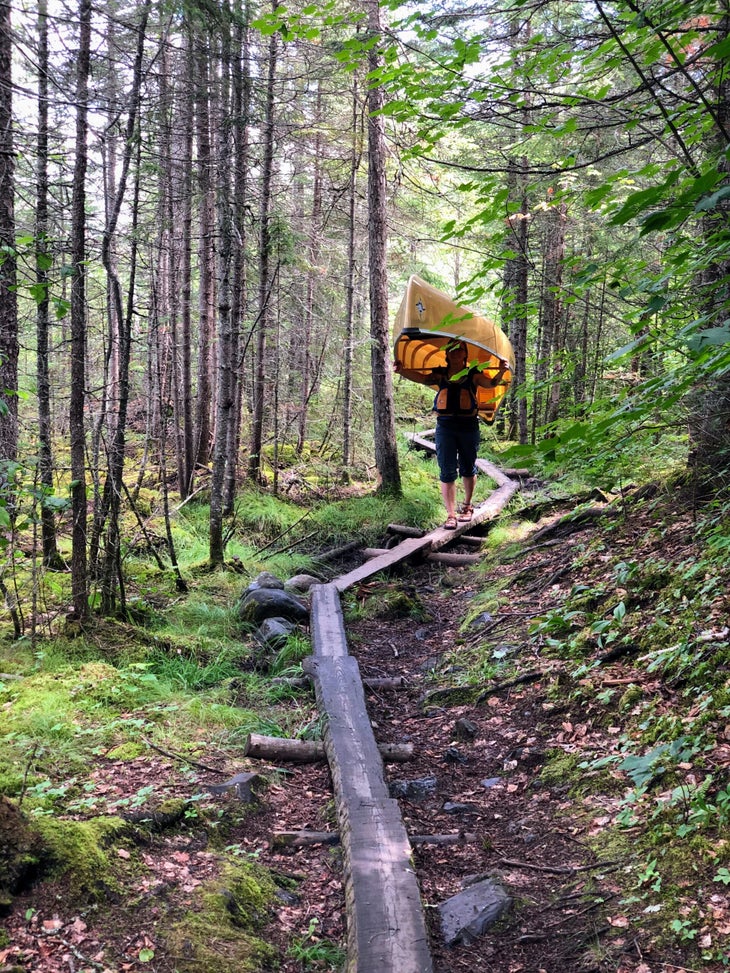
[393,275,514,423]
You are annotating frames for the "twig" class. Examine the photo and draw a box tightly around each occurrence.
[498,857,619,875]
[255,510,312,557]
[475,669,543,703]
[141,736,221,774]
[18,743,40,809]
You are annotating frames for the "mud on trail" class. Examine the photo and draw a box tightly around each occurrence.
[2,491,729,973]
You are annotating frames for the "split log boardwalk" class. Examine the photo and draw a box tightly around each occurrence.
[301,448,523,973]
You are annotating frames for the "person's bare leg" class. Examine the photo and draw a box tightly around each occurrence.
[440,480,457,520]
[462,474,476,508]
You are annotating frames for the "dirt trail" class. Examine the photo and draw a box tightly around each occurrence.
[3,495,728,973]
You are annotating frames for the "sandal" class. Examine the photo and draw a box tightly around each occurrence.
[458,504,474,522]
[443,515,458,530]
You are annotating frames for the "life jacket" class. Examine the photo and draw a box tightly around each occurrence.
[433,368,478,417]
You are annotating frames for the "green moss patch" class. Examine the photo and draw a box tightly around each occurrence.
[165,862,277,972]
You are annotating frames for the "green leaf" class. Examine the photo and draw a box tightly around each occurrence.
[139,948,155,963]
[638,209,681,235]
[609,171,682,225]
[685,324,730,351]
[694,185,730,213]
[605,334,651,362]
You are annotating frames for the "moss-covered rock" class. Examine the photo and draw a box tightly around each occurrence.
[0,797,43,913]
[165,862,277,972]
[34,815,128,901]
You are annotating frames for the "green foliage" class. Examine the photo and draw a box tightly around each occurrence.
[286,918,345,971]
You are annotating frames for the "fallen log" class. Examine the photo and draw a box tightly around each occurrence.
[244,733,414,764]
[387,524,425,538]
[427,552,481,567]
[363,548,480,567]
[272,830,339,849]
[410,832,478,846]
[272,830,478,850]
[270,674,407,692]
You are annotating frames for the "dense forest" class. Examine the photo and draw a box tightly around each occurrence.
[0,0,728,621]
[1,1,729,971]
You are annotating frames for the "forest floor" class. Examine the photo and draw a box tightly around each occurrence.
[2,485,729,973]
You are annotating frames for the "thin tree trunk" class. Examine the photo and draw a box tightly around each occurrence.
[223,0,250,514]
[195,37,215,470]
[366,0,400,496]
[69,0,93,620]
[296,84,324,455]
[342,72,361,477]
[248,11,277,483]
[178,27,195,499]
[99,4,150,614]
[210,3,234,566]
[35,0,63,569]
[0,0,18,461]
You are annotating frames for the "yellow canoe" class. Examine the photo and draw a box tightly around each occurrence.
[393,275,515,423]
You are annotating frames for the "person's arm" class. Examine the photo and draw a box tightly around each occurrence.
[393,360,437,385]
[474,358,510,389]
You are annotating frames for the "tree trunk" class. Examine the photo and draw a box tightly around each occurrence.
[689,11,730,492]
[366,0,400,496]
[296,84,324,455]
[343,71,361,477]
[504,156,529,444]
[35,0,63,568]
[248,10,277,483]
[69,0,92,620]
[195,36,215,471]
[210,3,234,566]
[0,0,18,462]
[99,5,150,614]
[223,0,251,514]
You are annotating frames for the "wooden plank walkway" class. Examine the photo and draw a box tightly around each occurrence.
[308,585,433,973]
[299,446,524,972]
[333,436,521,592]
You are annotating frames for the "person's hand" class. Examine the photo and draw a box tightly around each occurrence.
[496,358,509,372]
[393,359,403,373]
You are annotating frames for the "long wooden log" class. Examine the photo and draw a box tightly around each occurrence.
[308,584,433,973]
[244,732,414,764]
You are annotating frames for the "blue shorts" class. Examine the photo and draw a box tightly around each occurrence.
[435,416,480,483]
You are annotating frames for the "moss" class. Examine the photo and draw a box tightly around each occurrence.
[540,749,622,797]
[165,861,277,972]
[107,742,146,761]
[618,684,644,712]
[34,815,128,901]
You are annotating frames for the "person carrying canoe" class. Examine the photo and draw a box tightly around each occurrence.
[394,339,509,529]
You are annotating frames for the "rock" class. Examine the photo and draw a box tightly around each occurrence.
[443,747,468,765]
[389,776,438,801]
[442,801,477,815]
[239,587,309,625]
[257,616,296,650]
[480,777,502,789]
[454,718,478,742]
[248,571,285,590]
[438,877,512,945]
[284,574,321,593]
[203,772,261,803]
